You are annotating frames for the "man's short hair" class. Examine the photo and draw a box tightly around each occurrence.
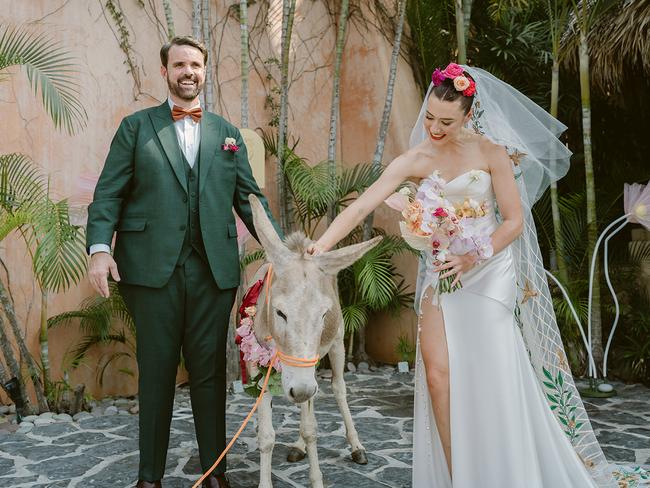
[160,36,208,67]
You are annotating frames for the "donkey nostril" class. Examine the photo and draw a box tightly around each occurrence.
[289,387,295,398]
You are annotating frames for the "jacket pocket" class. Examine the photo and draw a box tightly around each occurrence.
[227,222,238,238]
[117,217,147,231]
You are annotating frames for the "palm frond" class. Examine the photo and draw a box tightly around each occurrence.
[0,153,45,212]
[241,248,266,270]
[341,302,369,334]
[0,25,87,134]
[31,198,87,292]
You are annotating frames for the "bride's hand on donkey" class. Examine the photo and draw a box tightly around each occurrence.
[435,254,478,287]
[306,242,326,256]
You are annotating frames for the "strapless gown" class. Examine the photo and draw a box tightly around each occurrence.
[412,170,601,488]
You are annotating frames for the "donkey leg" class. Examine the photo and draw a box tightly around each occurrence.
[257,392,275,488]
[301,399,324,488]
[329,338,368,464]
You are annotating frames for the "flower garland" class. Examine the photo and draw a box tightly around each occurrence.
[431,62,476,97]
[235,277,283,397]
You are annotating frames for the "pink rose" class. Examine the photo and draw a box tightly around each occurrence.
[443,63,464,78]
[431,68,446,86]
[453,76,470,92]
[463,79,476,97]
[433,207,448,218]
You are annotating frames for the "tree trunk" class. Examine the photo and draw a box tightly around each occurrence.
[39,290,51,398]
[454,0,466,63]
[549,58,568,284]
[240,0,250,129]
[0,280,46,412]
[362,0,407,241]
[277,0,297,233]
[327,0,350,224]
[579,30,603,369]
[0,315,22,384]
[201,0,213,111]
[462,0,473,48]
[162,0,175,39]
[192,0,201,39]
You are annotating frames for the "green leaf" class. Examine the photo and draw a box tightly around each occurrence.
[0,25,87,134]
[543,367,554,382]
[558,416,569,426]
[546,393,559,403]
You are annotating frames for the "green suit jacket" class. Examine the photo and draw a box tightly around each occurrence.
[86,101,279,289]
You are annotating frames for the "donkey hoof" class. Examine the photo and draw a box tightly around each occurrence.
[351,448,368,465]
[287,447,306,462]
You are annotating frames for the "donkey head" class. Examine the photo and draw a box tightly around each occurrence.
[249,194,380,403]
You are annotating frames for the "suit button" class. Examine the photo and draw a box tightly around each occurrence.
[191,192,197,197]
[179,224,186,231]
[192,208,198,214]
[182,196,188,203]
[190,174,195,181]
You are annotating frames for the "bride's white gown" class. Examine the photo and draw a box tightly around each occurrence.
[412,170,599,488]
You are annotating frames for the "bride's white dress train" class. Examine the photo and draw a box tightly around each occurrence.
[411,170,602,488]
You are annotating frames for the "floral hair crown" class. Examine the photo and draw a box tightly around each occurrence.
[431,63,476,97]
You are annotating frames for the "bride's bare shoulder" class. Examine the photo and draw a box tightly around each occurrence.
[396,141,436,177]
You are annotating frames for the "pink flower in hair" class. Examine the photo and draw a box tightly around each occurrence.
[463,79,476,97]
[443,63,464,78]
[432,68,446,86]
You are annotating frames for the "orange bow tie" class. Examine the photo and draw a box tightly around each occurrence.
[171,105,202,122]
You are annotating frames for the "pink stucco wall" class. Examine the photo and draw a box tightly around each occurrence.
[1,0,421,400]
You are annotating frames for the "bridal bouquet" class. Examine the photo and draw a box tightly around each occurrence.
[386,173,493,294]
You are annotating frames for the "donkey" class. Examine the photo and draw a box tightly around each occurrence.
[247,194,381,488]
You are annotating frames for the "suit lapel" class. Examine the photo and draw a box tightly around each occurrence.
[199,114,219,194]
[149,103,188,194]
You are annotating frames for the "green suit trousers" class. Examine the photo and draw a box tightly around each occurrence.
[119,250,236,481]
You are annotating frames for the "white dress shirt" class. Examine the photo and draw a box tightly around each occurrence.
[90,98,202,255]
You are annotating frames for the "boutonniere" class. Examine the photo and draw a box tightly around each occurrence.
[222,137,239,153]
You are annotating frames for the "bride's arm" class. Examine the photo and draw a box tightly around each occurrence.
[489,144,524,254]
[314,154,414,252]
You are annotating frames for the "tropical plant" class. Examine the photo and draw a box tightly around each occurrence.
[0,25,87,135]
[405,0,454,91]
[1,24,87,412]
[0,153,87,400]
[48,281,136,387]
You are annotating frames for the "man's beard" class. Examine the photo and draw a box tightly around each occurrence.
[167,74,203,101]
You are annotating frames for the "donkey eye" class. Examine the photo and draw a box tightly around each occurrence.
[276,310,287,321]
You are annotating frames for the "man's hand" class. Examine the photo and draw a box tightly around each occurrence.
[89,252,121,298]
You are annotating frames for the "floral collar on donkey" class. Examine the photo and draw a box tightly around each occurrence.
[235,276,283,397]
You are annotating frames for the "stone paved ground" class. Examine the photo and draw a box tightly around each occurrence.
[0,367,648,487]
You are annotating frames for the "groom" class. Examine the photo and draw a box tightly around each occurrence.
[86,36,280,488]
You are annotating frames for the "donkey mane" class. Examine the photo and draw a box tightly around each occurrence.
[283,231,313,255]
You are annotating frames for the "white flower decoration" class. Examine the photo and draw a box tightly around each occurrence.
[468,170,482,183]
[224,137,237,146]
[399,187,412,196]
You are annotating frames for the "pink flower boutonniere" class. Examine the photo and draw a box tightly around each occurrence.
[222,137,239,153]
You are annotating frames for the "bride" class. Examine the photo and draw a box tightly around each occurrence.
[308,64,617,487]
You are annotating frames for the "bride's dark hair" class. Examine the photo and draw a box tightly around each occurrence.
[431,71,475,115]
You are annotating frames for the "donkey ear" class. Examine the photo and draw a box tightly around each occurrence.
[313,236,382,275]
[249,194,289,264]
